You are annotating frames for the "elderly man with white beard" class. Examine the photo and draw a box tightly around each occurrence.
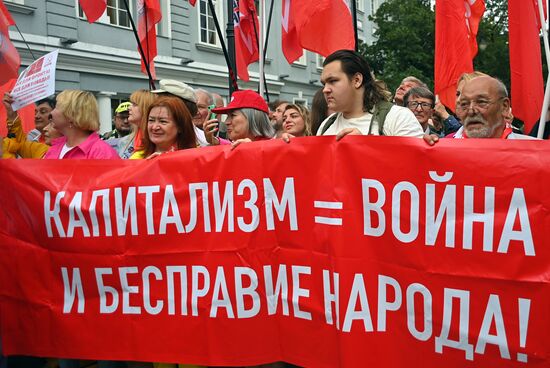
[425,76,536,144]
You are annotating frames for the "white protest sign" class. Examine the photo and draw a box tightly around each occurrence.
[11,49,59,111]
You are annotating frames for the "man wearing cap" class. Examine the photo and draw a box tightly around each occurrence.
[102,101,132,141]
[152,79,210,146]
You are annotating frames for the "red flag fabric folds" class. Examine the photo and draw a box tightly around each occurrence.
[508,0,544,133]
[235,0,259,81]
[281,0,302,64]
[282,0,355,64]
[434,0,485,111]
[0,0,20,86]
[78,0,107,23]
[188,0,196,6]
[137,0,161,80]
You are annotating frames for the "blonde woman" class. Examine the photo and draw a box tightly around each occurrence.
[282,103,312,137]
[44,90,118,159]
[117,89,158,159]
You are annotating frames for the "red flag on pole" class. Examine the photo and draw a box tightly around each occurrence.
[234,0,259,81]
[282,0,354,64]
[434,0,485,111]
[0,0,20,86]
[78,0,107,23]
[188,0,196,6]
[509,0,544,133]
[137,0,161,80]
[281,0,302,64]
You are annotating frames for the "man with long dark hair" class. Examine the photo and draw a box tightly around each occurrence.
[317,50,424,140]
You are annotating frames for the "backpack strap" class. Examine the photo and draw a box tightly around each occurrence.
[320,113,339,135]
[369,100,394,136]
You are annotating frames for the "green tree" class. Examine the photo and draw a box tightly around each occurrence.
[474,0,510,88]
[360,0,435,91]
[360,0,513,93]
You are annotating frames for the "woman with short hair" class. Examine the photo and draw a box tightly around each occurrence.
[44,90,119,159]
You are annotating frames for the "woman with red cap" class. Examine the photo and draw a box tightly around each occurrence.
[203,90,274,147]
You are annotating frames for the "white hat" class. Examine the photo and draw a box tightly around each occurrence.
[152,79,197,103]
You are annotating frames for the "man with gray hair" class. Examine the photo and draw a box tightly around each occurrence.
[403,86,437,134]
[193,88,215,146]
[394,76,428,106]
[426,76,536,143]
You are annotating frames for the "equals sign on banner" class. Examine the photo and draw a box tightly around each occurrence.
[313,201,343,226]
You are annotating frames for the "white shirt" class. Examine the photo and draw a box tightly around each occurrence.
[59,144,73,158]
[317,105,424,138]
[194,125,209,147]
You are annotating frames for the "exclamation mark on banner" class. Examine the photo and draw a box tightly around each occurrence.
[517,298,531,363]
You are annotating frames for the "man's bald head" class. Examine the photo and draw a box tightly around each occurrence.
[458,76,511,138]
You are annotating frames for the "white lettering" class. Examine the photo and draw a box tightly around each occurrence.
[44,191,66,238]
[61,267,84,313]
[342,274,373,332]
[435,288,474,360]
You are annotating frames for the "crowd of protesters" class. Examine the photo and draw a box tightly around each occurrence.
[0,48,546,368]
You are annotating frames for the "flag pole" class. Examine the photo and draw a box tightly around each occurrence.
[122,0,156,90]
[209,0,238,95]
[537,0,550,138]
[262,0,274,63]
[350,0,359,51]
[14,23,36,61]
[252,0,269,101]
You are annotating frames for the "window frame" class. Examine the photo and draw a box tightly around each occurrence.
[197,0,224,48]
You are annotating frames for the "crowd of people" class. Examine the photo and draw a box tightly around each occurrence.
[0,49,546,368]
[3,49,543,165]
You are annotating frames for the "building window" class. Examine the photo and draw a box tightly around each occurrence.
[356,0,364,12]
[78,0,131,28]
[198,0,223,47]
[293,98,308,108]
[371,0,379,16]
[293,50,307,66]
[106,0,130,27]
[77,0,170,37]
[157,0,171,37]
[316,54,325,70]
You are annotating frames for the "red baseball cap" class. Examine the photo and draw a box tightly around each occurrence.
[212,90,269,114]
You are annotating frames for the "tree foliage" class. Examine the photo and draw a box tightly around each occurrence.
[360,0,513,93]
[360,0,434,91]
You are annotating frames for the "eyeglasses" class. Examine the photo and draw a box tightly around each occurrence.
[407,101,433,111]
[456,98,503,112]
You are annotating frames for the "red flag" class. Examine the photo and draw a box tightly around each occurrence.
[465,0,485,56]
[434,0,485,111]
[235,0,259,81]
[509,0,544,133]
[281,0,302,63]
[188,0,196,6]
[283,0,354,64]
[137,0,161,80]
[78,0,107,23]
[0,0,20,86]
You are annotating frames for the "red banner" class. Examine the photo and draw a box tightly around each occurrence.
[1,137,550,367]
